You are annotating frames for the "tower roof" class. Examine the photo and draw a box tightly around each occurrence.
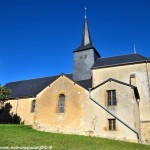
[74,16,94,52]
[74,15,100,57]
[81,17,93,48]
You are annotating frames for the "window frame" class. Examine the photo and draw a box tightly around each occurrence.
[107,90,117,106]
[58,94,65,113]
[108,119,116,131]
[31,100,36,113]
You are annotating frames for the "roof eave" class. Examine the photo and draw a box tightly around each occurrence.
[73,47,101,58]
[8,95,36,100]
[91,78,135,91]
[92,60,150,69]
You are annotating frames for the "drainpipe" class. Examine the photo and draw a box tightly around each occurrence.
[137,98,142,143]
[89,89,140,143]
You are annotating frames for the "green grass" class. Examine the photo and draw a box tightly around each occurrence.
[0,125,149,150]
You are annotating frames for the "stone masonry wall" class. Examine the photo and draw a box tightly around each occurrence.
[140,122,150,144]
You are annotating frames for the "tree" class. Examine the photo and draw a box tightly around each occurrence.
[0,85,11,102]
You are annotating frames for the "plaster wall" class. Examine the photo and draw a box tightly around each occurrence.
[6,98,35,125]
[33,76,87,134]
[92,63,150,121]
[89,81,139,142]
[33,76,138,143]
[92,63,150,144]
[140,121,150,144]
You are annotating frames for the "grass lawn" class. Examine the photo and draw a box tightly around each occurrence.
[0,125,149,150]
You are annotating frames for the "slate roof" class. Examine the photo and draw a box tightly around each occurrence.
[64,74,92,90]
[77,79,92,90]
[91,78,136,91]
[4,74,92,99]
[73,17,100,57]
[74,17,93,53]
[92,54,150,69]
[74,44,93,52]
[5,53,149,99]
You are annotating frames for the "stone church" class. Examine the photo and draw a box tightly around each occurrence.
[4,14,150,144]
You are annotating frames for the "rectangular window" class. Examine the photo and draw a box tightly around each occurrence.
[107,90,116,106]
[108,119,116,131]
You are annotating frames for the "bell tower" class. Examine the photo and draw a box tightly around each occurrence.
[73,9,100,81]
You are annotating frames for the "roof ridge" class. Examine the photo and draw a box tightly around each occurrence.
[96,53,149,60]
[5,73,73,85]
[92,53,150,69]
[135,53,150,60]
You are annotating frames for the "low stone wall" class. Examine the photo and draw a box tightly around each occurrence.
[33,121,138,144]
[141,121,150,144]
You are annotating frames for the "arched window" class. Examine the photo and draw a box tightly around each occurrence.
[58,94,65,113]
[31,100,36,113]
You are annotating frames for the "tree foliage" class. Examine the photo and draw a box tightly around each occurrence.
[0,85,11,102]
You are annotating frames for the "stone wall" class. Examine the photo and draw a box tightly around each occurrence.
[33,75,139,143]
[90,79,139,143]
[6,98,35,125]
[33,75,87,134]
[92,62,150,144]
[92,63,150,121]
[140,121,150,144]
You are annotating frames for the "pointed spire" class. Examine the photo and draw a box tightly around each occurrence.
[74,7,99,54]
[79,7,93,49]
[134,44,137,54]
[85,6,87,18]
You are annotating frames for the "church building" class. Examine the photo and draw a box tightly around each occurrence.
[4,13,150,144]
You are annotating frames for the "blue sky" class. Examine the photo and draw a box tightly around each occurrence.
[0,0,150,85]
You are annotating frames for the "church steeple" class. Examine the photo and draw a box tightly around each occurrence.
[80,16,93,48]
[73,9,100,81]
[74,9,93,52]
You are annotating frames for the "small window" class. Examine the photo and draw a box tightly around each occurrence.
[108,119,116,131]
[31,100,36,113]
[58,94,65,113]
[107,90,116,106]
[80,55,87,59]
